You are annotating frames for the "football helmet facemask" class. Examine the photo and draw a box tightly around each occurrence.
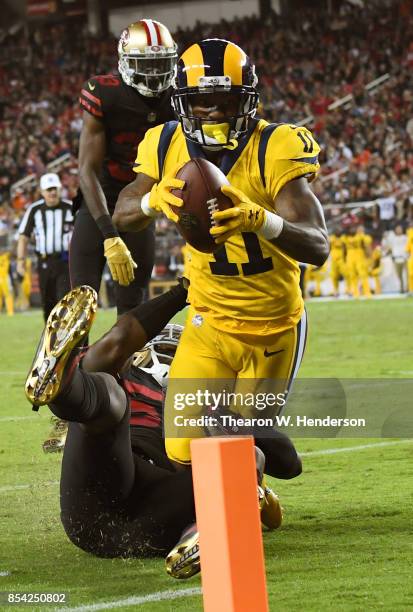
[172,38,259,150]
[132,323,183,388]
[118,19,178,96]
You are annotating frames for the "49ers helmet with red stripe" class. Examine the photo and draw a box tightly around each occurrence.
[132,324,183,388]
[118,19,178,96]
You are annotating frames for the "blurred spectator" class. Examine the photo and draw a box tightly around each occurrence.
[383,225,408,293]
[0,1,412,282]
[375,193,396,231]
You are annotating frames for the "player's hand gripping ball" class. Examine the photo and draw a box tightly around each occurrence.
[210,185,266,244]
[147,165,186,223]
[169,158,233,253]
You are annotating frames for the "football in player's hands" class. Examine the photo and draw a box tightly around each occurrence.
[170,158,233,253]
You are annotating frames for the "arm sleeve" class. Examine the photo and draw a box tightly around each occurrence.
[264,124,321,200]
[79,77,104,119]
[129,281,188,341]
[133,124,164,181]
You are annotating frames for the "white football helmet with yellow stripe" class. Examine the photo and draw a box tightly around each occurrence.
[172,38,259,148]
[118,19,178,96]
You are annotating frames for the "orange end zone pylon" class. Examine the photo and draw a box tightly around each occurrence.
[191,437,269,612]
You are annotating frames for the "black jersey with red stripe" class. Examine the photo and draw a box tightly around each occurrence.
[79,72,175,195]
[119,365,176,469]
[121,365,163,429]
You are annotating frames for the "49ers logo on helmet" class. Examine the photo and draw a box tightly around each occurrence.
[120,29,130,50]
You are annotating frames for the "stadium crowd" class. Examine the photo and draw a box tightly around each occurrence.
[0,0,412,301]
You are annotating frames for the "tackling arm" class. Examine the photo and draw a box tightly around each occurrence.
[82,280,188,374]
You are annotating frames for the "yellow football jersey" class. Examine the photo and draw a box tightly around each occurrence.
[343,234,358,255]
[344,234,371,259]
[135,119,320,335]
[330,234,345,261]
[355,233,372,257]
[406,232,413,256]
[0,252,11,275]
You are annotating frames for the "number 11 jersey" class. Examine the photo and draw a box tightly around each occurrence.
[134,118,320,335]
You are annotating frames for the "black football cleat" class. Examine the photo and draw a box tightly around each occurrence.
[25,286,97,407]
[166,522,200,579]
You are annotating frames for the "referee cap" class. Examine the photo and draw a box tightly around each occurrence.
[40,173,62,190]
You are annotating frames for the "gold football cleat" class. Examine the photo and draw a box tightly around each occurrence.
[25,286,97,407]
[166,523,200,579]
[42,417,68,453]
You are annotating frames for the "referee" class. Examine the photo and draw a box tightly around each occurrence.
[17,173,74,321]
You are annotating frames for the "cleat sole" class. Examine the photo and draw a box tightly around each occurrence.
[25,286,97,406]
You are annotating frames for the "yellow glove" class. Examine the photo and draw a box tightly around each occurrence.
[210,185,266,244]
[104,237,137,286]
[145,165,185,223]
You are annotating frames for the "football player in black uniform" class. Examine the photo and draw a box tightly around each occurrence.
[70,19,178,313]
[26,283,195,558]
[25,284,301,576]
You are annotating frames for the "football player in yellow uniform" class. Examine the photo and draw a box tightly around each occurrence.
[304,262,328,298]
[16,257,32,311]
[406,226,413,295]
[0,251,14,316]
[370,244,382,295]
[329,230,347,296]
[113,37,329,578]
[344,226,372,297]
[114,37,328,453]
[343,228,358,296]
[354,225,372,297]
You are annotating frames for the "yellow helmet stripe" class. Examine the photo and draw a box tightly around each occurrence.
[224,42,245,86]
[180,43,205,87]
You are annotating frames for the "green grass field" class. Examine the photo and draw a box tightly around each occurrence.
[0,298,412,611]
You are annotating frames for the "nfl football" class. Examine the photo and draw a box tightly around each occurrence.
[170,158,233,253]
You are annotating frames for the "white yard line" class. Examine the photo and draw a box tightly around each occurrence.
[57,588,202,612]
[300,439,412,456]
[0,481,59,493]
[0,371,27,375]
[0,415,43,422]
[1,440,410,496]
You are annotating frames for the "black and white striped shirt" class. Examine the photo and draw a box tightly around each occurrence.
[18,198,74,257]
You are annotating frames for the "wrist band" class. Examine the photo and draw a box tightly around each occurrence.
[96,214,119,239]
[141,192,157,217]
[258,211,284,240]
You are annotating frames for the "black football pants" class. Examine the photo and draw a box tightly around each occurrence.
[69,206,155,315]
[37,256,71,321]
[53,370,195,558]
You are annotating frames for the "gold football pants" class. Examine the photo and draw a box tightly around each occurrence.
[164,307,308,464]
[330,258,347,294]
